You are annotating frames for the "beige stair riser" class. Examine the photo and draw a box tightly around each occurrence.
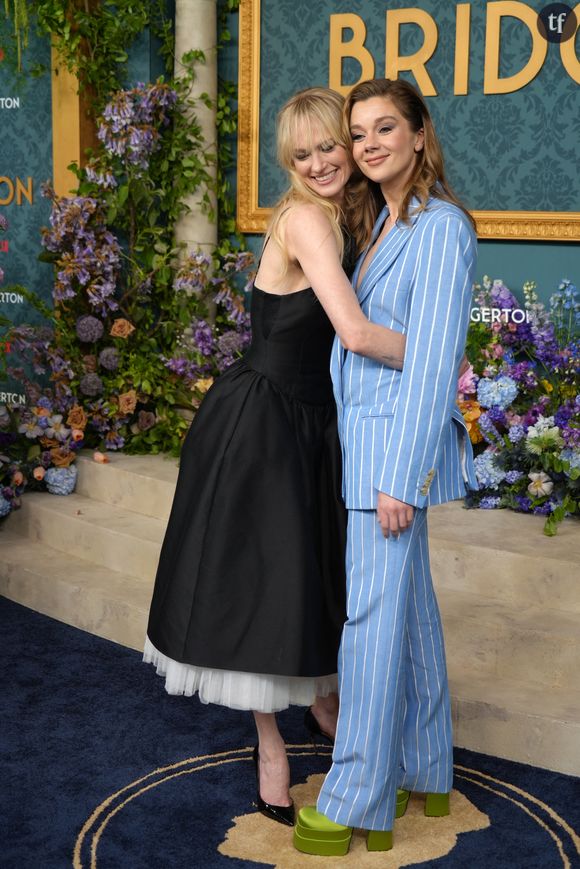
[8,503,162,581]
[443,614,580,690]
[452,694,580,778]
[75,454,177,521]
[431,545,580,615]
[1,562,150,651]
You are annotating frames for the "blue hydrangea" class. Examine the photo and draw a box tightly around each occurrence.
[560,448,580,471]
[479,496,501,509]
[508,424,526,443]
[0,494,11,517]
[505,470,524,484]
[474,451,505,489]
[45,466,78,495]
[477,375,518,410]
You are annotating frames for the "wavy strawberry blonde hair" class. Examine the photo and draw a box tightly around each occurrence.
[268,87,354,269]
[344,78,476,250]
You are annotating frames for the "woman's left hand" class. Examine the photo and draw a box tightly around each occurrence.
[376,492,414,538]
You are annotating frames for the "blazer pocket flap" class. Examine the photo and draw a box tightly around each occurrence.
[361,401,397,418]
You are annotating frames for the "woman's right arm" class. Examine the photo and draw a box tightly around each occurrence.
[285,205,405,370]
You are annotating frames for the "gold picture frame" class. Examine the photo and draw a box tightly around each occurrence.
[237,0,580,240]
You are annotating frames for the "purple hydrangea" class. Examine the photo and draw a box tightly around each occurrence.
[508,424,526,443]
[533,501,554,516]
[505,470,524,484]
[515,495,532,512]
[79,373,104,396]
[487,406,506,425]
[478,413,501,444]
[76,315,104,343]
[98,347,120,371]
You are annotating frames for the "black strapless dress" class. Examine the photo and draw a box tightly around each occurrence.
[144,286,347,712]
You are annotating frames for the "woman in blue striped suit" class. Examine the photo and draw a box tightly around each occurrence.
[294,79,479,855]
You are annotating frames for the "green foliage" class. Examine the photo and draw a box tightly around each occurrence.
[1,1,251,522]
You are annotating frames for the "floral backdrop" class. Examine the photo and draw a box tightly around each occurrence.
[0,6,578,535]
[460,277,579,535]
[0,70,254,516]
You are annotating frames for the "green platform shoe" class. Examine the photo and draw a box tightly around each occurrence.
[293,807,393,856]
[396,789,450,818]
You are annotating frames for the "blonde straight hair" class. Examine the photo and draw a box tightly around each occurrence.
[267,87,352,272]
[344,78,476,251]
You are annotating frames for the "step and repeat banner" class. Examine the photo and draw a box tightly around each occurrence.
[237,0,580,240]
[0,29,54,406]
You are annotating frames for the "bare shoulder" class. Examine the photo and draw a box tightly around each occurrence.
[284,202,334,242]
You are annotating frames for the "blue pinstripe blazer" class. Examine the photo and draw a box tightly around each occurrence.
[332,196,479,510]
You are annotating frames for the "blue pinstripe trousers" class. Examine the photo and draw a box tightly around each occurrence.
[317,507,453,831]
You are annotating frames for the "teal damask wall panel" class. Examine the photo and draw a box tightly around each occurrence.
[0,29,54,320]
[256,0,579,212]
[220,2,578,303]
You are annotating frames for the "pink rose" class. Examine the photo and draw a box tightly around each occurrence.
[457,364,477,397]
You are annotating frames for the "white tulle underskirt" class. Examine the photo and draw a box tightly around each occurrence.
[143,637,338,713]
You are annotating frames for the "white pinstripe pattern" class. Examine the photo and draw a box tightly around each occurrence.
[330,197,479,510]
[319,198,473,832]
[317,509,452,830]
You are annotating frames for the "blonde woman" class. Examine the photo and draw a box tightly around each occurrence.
[144,88,406,825]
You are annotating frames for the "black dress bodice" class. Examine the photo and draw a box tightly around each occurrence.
[244,287,335,405]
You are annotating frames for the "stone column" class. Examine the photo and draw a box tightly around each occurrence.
[173,0,218,254]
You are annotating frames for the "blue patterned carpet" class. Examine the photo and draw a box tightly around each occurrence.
[1,595,579,869]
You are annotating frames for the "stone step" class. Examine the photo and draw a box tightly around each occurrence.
[76,455,580,615]
[450,670,580,778]
[1,525,578,777]
[7,492,164,581]
[2,522,579,776]
[430,501,580,614]
[0,528,151,651]
[75,452,178,521]
[439,588,580,691]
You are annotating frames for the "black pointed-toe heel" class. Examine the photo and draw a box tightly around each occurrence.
[304,707,335,747]
[252,745,295,827]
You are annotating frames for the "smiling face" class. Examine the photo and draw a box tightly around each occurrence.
[349,96,424,201]
[291,122,351,204]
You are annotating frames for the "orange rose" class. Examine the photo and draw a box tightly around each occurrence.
[33,466,46,481]
[12,470,25,487]
[50,446,76,468]
[71,428,85,442]
[93,451,109,464]
[110,318,135,339]
[67,405,88,430]
[457,399,483,445]
[193,377,214,394]
[117,389,137,415]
